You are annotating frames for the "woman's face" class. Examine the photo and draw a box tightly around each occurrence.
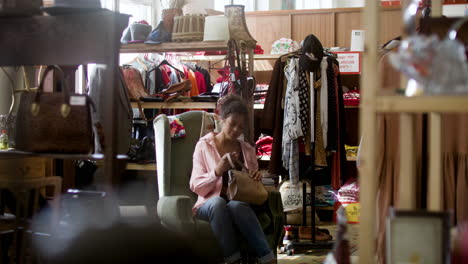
[222,113,245,140]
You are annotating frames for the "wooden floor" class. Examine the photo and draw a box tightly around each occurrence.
[277,223,359,264]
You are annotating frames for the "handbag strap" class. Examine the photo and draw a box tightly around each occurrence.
[226,152,248,171]
[226,152,235,169]
[0,66,51,120]
[33,65,70,117]
[0,67,16,116]
[32,65,88,118]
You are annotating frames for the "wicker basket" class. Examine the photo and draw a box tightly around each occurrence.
[172,14,206,42]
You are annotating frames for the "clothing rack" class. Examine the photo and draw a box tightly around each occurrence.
[283,49,345,254]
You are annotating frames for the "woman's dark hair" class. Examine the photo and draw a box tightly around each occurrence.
[218,94,248,120]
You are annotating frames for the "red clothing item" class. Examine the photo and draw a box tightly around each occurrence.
[255,136,273,156]
[160,66,171,86]
[194,71,206,94]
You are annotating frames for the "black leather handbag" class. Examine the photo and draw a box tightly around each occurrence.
[191,92,219,102]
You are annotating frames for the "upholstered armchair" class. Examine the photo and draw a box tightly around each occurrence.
[153,111,284,263]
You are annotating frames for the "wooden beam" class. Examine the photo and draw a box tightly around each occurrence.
[0,12,129,66]
[62,160,76,192]
[358,0,380,262]
[244,6,401,16]
[376,96,468,113]
[247,48,255,144]
[331,12,336,47]
[126,163,157,171]
[120,41,230,53]
[130,101,217,109]
[432,0,443,16]
[428,113,443,211]
[398,113,417,210]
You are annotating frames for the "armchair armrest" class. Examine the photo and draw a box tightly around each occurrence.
[267,190,284,216]
[157,196,196,236]
[265,190,285,251]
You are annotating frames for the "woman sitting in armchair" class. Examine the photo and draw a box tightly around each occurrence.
[190,94,276,264]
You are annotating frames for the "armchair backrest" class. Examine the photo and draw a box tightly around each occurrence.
[154,111,216,204]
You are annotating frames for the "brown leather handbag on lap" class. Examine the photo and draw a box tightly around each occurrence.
[225,153,268,205]
[226,170,269,205]
[15,65,94,154]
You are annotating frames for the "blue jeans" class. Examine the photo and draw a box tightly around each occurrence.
[196,197,274,264]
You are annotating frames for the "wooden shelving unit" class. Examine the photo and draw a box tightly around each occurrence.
[131,101,217,109]
[122,38,257,142]
[0,11,129,189]
[358,1,459,263]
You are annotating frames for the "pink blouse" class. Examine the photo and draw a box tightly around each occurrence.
[190,132,258,215]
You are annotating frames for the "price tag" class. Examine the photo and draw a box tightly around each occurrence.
[70,96,86,106]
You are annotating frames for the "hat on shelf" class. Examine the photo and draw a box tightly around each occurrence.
[121,20,152,44]
[145,21,172,44]
[203,15,229,41]
[41,0,104,15]
[271,38,301,54]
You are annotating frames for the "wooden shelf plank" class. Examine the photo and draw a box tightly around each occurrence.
[178,54,281,61]
[344,105,359,109]
[316,206,335,211]
[96,161,156,171]
[126,163,156,171]
[131,101,217,109]
[0,11,128,66]
[376,96,468,113]
[120,41,229,53]
[0,150,128,161]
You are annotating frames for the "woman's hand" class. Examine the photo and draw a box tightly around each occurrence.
[249,170,263,182]
[215,152,239,177]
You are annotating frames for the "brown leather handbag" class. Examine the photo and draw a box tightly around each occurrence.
[225,153,268,206]
[226,170,269,206]
[15,65,94,154]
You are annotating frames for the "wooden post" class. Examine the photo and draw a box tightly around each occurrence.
[432,0,442,17]
[428,112,442,211]
[358,0,380,262]
[248,47,255,144]
[398,113,417,209]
